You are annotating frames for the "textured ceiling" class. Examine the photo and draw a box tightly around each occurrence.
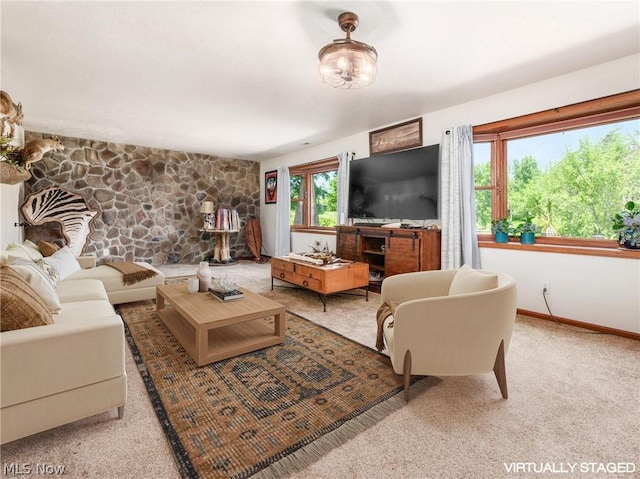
[2,1,639,161]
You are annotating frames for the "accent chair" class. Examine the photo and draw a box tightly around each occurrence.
[379,265,517,401]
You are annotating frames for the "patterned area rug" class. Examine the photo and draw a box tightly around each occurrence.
[118,300,438,479]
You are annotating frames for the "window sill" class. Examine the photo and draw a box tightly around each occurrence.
[291,228,337,235]
[478,239,640,259]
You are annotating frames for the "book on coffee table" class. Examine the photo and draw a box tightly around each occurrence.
[209,288,244,301]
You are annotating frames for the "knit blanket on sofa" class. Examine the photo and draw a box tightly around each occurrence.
[104,262,158,286]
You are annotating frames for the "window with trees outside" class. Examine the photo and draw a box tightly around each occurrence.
[473,91,639,250]
[289,157,339,230]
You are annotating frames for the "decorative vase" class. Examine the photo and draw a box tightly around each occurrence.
[494,231,509,243]
[520,232,535,244]
[197,261,211,292]
[187,277,199,294]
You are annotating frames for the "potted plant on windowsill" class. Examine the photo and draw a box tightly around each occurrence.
[612,201,640,250]
[514,216,538,245]
[491,218,511,243]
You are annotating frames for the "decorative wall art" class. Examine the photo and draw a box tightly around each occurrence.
[0,90,23,139]
[265,170,278,204]
[369,117,423,156]
[0,90,28,184]
[0,90,65,184]
[20,187,98,256]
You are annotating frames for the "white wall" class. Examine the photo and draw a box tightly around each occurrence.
[0,183,22,248]
[260,54,640,333]
[480,248,640,334]
[1,125,25,248]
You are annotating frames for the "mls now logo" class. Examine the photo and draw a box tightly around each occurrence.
[3,463,66,475]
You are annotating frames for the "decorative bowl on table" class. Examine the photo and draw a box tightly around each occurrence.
[302,252,336,265]
[209,275,237,292]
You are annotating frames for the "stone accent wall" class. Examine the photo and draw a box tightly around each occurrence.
[23,132,260,264]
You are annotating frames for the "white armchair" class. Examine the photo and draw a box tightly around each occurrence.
[379,266,517,401]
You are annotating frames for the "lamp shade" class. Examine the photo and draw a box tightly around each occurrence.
[318,12,378,89]
[199,201,214,214]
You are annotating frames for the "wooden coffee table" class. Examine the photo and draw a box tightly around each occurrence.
[156,283,286,366]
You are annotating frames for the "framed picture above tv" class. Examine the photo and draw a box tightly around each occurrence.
[369,117,423,156]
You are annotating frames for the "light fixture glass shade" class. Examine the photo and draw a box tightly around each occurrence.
[318,39,378,89]
[199,201,214,214]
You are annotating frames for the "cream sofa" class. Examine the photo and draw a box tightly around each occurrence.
[71,255,164,304]
[0,242,165,444]
[0,241,165,305]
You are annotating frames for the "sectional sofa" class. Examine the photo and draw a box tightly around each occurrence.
[0,240,164,444]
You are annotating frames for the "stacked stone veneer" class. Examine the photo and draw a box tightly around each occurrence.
[24,132,260,264]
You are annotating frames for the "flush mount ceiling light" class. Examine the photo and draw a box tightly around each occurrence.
[318,11,378,89]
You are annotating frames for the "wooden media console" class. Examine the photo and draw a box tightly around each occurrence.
[336,225,441,292]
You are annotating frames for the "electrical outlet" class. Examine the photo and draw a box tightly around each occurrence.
[542,281,550,294]
[103,248,110,257]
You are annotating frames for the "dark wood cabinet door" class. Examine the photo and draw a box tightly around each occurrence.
[385,234,420,276]
[336,227,360,261]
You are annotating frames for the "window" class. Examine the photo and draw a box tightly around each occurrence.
[473,141,493,234]
[289,158,339,230]
[474,91,640,246]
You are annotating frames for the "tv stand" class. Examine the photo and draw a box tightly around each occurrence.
[336,225,441,292]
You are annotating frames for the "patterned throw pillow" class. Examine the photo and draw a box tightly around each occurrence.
[0,266,53,331]
[9,259,62,312]
[37,240,61,257]
[36,258,60,286]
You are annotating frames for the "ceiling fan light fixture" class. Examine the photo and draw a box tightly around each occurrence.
[318,12,378,89]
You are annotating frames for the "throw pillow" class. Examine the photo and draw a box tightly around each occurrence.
[37,239,61,257]
[448,264,498,296]
[3,241,44,264]
[43,246,81,281]
[10,259,62,312]
[36,258,60,286]
[1,248,31,266]
[22,239,45,261]
[0,266,53,332]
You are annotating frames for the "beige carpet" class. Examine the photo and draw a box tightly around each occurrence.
[2,261,638,479]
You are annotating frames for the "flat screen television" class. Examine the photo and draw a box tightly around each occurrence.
[348,144,440,221]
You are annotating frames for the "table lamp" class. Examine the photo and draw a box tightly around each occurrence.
[200,201,215,230]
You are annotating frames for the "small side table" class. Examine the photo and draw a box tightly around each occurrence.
[200,229,239,266]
